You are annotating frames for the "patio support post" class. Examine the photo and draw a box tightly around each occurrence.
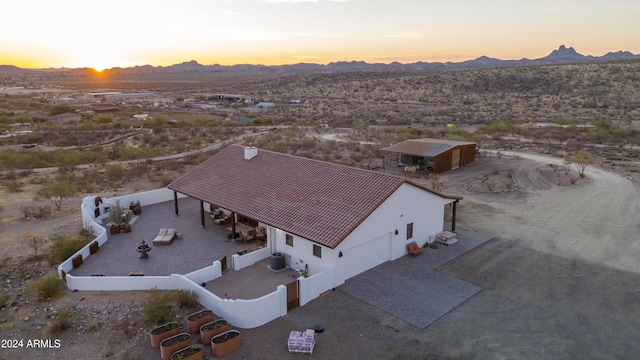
[173,191,179,216]
[200,200,205,227]
[451,200,458,232]
[231,212,236,239]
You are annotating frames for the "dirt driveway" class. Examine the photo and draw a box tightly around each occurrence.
[443,152,640,274]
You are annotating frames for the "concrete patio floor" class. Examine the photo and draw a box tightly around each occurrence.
[70,197,296,299]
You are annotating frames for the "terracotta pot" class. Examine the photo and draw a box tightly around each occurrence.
[171,344,204,360]
[200,319,229,344]
[187,309,214,334]
[160,333,191,360]
[150,321,181,348]
[211,330,240,357]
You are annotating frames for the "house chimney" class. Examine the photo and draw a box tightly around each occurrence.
[244,146,258,160]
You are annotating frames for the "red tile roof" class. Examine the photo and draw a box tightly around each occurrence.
[168,144,457,249]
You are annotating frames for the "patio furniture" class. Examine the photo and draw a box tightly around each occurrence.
[215,214,231,225]
[407,241,423,255]
[240,229,256,243]
[288,329,316,354]
[153,228,177,245]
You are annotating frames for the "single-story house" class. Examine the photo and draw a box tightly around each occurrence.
[168,144,461,284]
[383,138,477,174]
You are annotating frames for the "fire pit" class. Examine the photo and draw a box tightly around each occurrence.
[136,240,152,258]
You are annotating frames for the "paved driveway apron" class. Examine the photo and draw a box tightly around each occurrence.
[339,229,490,328]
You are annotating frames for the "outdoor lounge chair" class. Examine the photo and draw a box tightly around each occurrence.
[407,241,424,256]
[152,228,176,245]
[240,229,256,243]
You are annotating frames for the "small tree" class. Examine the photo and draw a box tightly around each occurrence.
[564,149,595,178]
[430,173,446,191]
[23,231,42,258]
[35,180,77,210]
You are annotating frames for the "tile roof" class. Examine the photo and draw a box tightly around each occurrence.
[168,144,455,249]
[382,138,476,157]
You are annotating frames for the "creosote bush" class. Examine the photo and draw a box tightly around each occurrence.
[30,273,64,300]
[144,289,199,326]
[48,234,90,264]
[49,307,73,334]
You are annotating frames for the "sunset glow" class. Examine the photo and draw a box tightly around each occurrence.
[1,0,639,70]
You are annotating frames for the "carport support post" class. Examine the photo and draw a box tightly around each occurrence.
[200,200,205,227]
[173,191,179,216]
[231,212,236,239]
[451,200,458,232]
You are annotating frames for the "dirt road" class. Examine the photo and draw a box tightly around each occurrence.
[442,153,640,274]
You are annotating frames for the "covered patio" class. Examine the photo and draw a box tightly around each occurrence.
[70,197,296,299]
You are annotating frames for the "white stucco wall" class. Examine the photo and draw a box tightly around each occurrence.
[333,183,455,284]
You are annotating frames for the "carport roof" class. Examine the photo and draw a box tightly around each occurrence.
[382,138,476,157]
[168,144,459,249]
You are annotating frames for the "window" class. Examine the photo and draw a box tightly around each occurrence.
[313,244,322,258]
[286,234,293,247]
[406,223,414,240]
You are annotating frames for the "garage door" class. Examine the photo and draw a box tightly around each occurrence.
[344,234,391,279]
[451,148,461,169]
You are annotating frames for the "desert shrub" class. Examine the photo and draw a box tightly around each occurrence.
[4,180,23,193]
[21,204,53,219]
[48,234,90,264]
[144,290,175,325]
[173,289,199,310]
[49,307,73,333]
[30,273,64,300]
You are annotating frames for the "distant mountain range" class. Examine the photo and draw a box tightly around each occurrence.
[1,45,639,77]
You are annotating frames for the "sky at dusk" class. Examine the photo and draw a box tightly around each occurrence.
[1,0,639,71]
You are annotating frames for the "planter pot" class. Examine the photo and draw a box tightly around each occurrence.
[160,333,191,360]
[89,241,99,254]
[187,309,214,334]
[171,344,204,360]
[211,330,240,357]
[109,225,120,234]
[123,224,132,233]
[150,321,181,348]
[72,254,83,268]
[200,319,229,344]
[133,207,142,215]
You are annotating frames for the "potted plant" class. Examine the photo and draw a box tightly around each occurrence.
[160,332,191,360]
[122,209,133,233]
[171,343,204,360]
[107,200,124,234]
[130,200,142,215]
[150,321,181,348]
[211,330,241,357]
[187,309,214,334]
[200,319,229,344]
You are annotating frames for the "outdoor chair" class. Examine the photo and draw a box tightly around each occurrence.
[407,241,423,256]
[153,228,177,245]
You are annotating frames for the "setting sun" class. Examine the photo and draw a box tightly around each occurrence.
[1,0,639,69]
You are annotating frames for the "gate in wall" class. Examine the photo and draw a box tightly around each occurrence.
[286,280,299,311]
